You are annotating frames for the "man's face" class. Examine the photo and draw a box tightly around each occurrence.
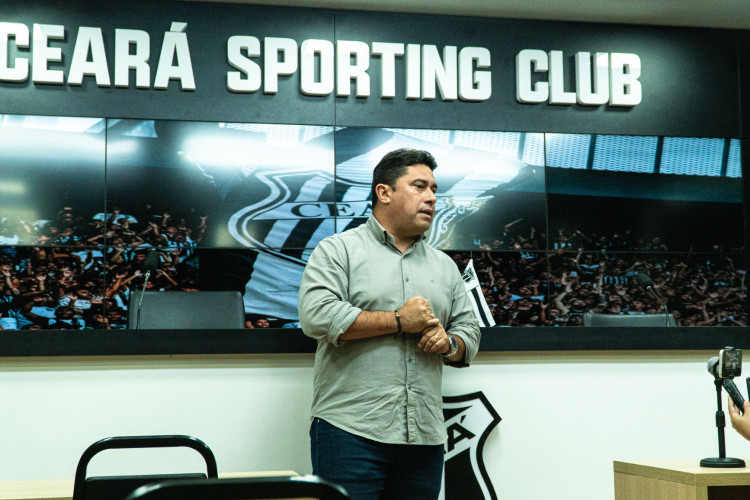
[385,164,437,238]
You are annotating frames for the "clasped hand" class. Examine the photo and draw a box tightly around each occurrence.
[398,296,436,333]
[397,296,448,355]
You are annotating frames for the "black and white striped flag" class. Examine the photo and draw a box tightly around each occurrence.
[461,259,495,327]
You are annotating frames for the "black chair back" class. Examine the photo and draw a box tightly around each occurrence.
[582,312,677,327]
[72,435,218,500]
[124,475,351,500]
[127,290,245,329]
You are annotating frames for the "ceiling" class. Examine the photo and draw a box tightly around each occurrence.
[179,0,750,30]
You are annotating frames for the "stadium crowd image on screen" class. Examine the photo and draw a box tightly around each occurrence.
[0,114,744,330]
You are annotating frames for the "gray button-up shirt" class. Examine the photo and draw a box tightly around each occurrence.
[298,215,480,445]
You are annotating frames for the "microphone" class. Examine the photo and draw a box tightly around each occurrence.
[636,272,671,326]
[135,249,160,329]
[635,272,654,290]
[144,249,160,276]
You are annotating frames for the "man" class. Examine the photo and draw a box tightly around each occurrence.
[298,148,481,499]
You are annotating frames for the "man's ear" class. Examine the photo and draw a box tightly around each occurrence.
[374,183,392,205]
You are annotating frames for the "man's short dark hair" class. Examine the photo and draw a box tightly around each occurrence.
[371,149,437,208]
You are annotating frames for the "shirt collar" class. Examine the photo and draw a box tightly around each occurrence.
[366,215,427,249]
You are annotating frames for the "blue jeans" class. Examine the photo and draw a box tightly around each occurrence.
[310,418,444,500]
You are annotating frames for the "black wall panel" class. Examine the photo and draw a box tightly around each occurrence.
[0,0,742,137]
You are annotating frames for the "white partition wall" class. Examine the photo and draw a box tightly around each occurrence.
[0,351,740,500]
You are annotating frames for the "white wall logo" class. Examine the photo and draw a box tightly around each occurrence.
[442,392,501,500]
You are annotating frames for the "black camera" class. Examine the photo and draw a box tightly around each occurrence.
[718,346,742,379]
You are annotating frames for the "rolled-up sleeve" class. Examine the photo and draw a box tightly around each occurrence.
[444,263,481,367]
[298,237,362,345]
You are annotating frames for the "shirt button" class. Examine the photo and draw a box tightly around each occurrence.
[408,357,413,363]
[405,277,410,282]
[407,385,412,390]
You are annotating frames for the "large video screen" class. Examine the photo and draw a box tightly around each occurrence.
[0,114,744,330]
